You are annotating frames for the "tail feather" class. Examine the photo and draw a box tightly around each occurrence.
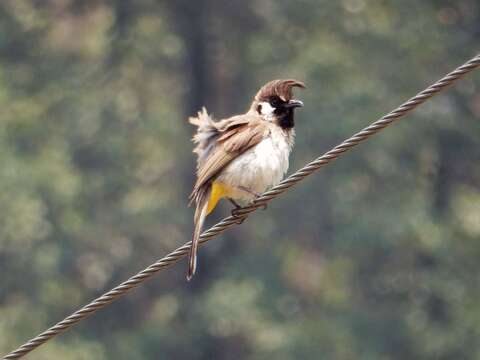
[187,186,210,281]
[187,108,217,280]
[189,108,219,169]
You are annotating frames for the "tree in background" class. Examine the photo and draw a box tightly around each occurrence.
[0,1,479,359]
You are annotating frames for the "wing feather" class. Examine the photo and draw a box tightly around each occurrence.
[190,114,269,201]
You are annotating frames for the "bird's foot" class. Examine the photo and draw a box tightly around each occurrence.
[231,207,246,224]
[257,202,267,211]
[235,187,267,211]
[229,198,246,224]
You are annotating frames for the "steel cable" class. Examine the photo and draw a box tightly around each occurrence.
[3,53,479,360]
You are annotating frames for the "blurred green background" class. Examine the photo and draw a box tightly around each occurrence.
[0,1,479,359]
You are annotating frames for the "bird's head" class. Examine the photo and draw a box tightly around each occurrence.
[251,79,305,129]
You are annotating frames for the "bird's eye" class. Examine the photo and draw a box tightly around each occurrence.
[269,97,282,107]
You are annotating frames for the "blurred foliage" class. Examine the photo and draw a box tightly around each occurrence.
[0,0,479,359]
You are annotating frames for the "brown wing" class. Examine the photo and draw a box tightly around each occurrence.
[190,114,269,201]
[214,114,253,134]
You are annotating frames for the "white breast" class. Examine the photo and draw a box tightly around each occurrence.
[217,126,294,202]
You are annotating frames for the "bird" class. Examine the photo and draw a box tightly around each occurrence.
[187,79,305,280]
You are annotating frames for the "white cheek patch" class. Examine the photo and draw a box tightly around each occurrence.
[258,101,275,117]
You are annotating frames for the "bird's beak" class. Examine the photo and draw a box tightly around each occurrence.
[284,99,304,108]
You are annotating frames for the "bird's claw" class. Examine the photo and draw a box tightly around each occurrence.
[258,202,267,210]
[231,208,246,224]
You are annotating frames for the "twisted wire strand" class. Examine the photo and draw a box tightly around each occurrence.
[3,53,479,360]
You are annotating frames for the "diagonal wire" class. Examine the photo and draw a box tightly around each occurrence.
[3,53,480,360]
